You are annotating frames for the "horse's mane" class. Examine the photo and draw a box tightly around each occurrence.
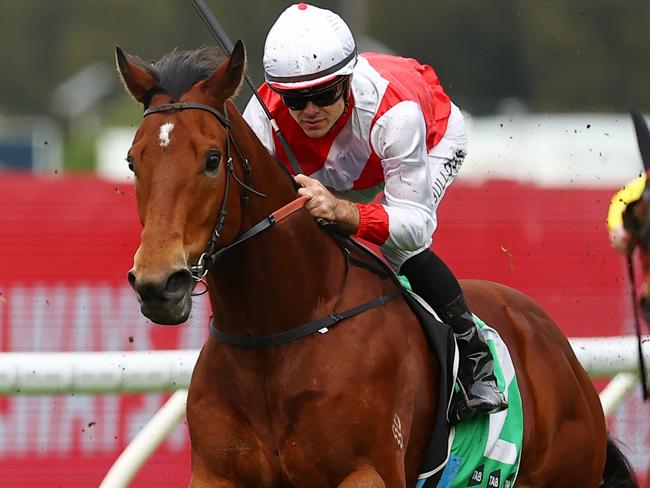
[132,47,226,100]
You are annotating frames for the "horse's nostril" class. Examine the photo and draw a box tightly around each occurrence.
[136,281,162,302]
[129,270,191,303]
[127,271,137,290]
[165,269,193,297]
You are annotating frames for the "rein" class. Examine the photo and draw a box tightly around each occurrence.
[195,194,310,273]
[211,231,401,348]
[204,207,402,348]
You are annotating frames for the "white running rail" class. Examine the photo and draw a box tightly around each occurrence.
[1,337,646,395]
[98,389,188,488]
[0,350,198,394]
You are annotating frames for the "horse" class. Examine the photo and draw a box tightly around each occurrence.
[116,41,637,487]
[609,184,650,479]
[623,200,650,478]
[619,110,650,488]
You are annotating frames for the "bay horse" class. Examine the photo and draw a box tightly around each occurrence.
[117,41,637,487]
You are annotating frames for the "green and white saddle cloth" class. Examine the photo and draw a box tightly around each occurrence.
[423,317,524,488]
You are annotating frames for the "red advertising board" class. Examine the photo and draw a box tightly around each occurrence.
[0,174,647,486]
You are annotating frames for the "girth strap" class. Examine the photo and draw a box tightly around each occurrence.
[210,289,401,348]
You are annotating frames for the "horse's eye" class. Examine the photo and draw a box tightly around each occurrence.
[126,155,135,172]
[205,151,222,172]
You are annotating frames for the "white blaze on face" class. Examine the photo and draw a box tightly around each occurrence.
[159,122,174,147]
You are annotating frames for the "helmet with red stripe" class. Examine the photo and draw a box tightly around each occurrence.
[263,3,357,92]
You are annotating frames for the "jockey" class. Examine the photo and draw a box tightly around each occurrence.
[242,2,507,424]
[607,174,646,254]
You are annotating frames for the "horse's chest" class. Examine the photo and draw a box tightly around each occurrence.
[191,348,388,486]
[191,386,362,486]
[190,321,420,486]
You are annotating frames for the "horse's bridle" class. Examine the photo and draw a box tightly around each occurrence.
[143,101,269,282]
[142,101,402,349]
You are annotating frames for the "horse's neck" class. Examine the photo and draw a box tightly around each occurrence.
[207,106,347,337]
[208,213,345,337]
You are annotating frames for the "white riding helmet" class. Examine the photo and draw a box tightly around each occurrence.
[263,3,358,91]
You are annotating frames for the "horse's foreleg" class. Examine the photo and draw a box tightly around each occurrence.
[337,466,388,488]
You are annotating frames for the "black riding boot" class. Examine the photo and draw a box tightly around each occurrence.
[400,249,507,425]
[438,294,508,424]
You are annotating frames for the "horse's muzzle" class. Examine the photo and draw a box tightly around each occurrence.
[128,268,194,325]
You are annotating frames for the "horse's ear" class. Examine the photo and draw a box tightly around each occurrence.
[202,39,247,100]
[631,109,650,173]
[115,46,157,105]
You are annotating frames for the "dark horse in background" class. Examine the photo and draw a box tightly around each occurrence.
[117,40,637,487]
[620,109,650,488]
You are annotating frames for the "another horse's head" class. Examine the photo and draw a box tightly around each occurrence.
[116,42,247,324]
[624,110,650,325]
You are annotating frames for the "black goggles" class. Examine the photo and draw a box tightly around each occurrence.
[280,78,348,111]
